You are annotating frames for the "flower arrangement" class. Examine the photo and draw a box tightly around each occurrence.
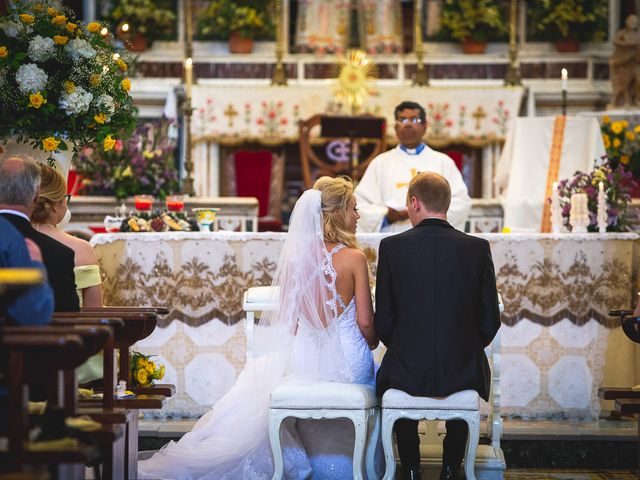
[131,350,165,387]
[600,116,640,177]
[438,0,507,43]
[554,157,633,232]
[0,1,136,158]
[527,0,608,42]
[110,0,176,42]
[197,0,274,40]
[76,119,180,199]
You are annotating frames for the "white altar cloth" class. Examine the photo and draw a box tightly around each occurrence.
[496,116,606,232]
[91,231,639,419]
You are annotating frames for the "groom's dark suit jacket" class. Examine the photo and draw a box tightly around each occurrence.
[1,212,79,312]
[375,218,501,401]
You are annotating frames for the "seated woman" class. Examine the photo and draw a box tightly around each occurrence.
[31,164,103,308]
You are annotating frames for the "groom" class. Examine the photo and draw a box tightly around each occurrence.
[375,172,501,480]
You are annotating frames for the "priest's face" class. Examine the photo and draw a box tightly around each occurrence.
[394,108,426,149]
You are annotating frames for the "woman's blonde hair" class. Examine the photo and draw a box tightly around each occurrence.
[32,164,66,223]
[313,175,357,248]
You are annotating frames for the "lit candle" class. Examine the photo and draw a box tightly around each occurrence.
[561,68,568,92]
[184,57,193,99]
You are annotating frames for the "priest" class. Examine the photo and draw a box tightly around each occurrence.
[355,101,471,232]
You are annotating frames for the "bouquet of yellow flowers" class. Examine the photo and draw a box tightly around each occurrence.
[601,116,640,177]
[0,1,136,158]
[131,351,165,387]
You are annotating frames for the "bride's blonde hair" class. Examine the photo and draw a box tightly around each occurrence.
[313,176,357,248]
[32,164,66,224]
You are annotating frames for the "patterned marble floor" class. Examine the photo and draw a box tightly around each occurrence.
[504,471,637,480]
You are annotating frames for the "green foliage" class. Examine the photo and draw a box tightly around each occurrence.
[527,0,608,42]
[438,0,507,42]
[197,0,275,40]
[110,0,176,40]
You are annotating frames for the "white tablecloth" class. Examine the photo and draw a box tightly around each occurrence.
[92,231,640,419]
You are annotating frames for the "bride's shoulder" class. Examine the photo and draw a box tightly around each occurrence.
[334,246,367,266]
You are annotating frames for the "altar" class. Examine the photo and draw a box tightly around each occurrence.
[91,231,640,419]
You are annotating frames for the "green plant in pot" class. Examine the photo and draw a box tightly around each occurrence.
[197,0,274,53]
[110,0,176,51]
[439,0,507,54]
[527,0,608,51]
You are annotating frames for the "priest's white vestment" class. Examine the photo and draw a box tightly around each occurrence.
[355,145,472,232]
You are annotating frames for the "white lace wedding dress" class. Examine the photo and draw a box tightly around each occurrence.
[138,190,378,480]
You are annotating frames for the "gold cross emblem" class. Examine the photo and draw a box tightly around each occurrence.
[472,106,487,130]
[223,104,239,128]
[396,168,418,189]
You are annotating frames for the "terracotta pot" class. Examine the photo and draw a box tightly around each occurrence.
[228,32,253,54]
[554,40,580,53]
[128,32,149,52]
[461,39,487,54]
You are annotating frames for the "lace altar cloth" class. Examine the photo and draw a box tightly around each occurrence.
[91,232,639,419]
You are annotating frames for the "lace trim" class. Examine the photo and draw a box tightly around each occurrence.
[323,244,347,318]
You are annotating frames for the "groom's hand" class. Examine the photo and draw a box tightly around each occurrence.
[386,208,409,224]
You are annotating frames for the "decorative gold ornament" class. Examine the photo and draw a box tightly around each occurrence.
[333,49,377,114]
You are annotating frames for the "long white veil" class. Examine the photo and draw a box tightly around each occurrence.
[139,189,351,480]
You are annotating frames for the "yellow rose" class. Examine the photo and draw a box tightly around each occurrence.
[602,115,610,124]
[143,151,153,159]
[603,135,610,148]
[622,120,629,128]
[136,368,148,385]
[19,14,35,24]
[626,131,636,141]
[0,46,7,58]
[87,22,101,33]
[66,22,77,32]
[94,113,107,124]
[103,135,116,151]
[29,92,47,109]
[116,58,127,71]
[501,226,511,234]
[42,137,60,151]
[33,4,44,12]
[611,122,624,135]
[613,138,621,148]
[52,15,67,25]
[47,7,58,16]
[63,81,75,93]
[146,362,155,374]
[620,155,630,165]
[635,125,640,134]
[89,73,101,86]
[122,166,132,177]
[120,78,131,92]
[53,35,68,45]
[136,357,146,368]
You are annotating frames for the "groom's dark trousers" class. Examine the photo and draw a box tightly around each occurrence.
[374,218,501,471]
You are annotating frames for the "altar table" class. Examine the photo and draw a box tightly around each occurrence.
[91,232,640,419]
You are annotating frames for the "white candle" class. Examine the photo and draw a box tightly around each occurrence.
[561,68,568,92]
[184,57,193,99]
[552,181,558,192]
[599,181,604,194]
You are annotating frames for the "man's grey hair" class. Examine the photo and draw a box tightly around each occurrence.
[0,154,41,206]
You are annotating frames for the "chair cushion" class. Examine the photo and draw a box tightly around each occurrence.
[382,389,479,410]
[271,382,378,409]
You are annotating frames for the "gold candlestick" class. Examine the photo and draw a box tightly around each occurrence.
[271,0,287,86]
[504,0,521,86]
[412,0,429,86]
[181,0,195,196]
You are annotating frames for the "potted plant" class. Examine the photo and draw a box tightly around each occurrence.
[197,0,274,54]
[527,0,608,52]
[0,1,136,166]
[110,0,176,52]
[439,0,507,54]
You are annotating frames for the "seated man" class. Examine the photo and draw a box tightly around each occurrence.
[0,215,53,325]
[0,154,79,312]
[356,101,471,232]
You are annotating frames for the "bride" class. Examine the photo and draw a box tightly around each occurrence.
[139,176,380,479]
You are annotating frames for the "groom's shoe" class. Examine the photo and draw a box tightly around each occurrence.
[401,467,422,480]
[439,464,466,480]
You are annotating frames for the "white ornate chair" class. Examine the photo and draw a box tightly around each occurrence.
[242,286,380,480]
[380,299,505,480]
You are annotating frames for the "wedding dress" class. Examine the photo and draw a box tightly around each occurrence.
[138,190,377,480]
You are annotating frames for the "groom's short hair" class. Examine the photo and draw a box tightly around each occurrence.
[408,172,451,214]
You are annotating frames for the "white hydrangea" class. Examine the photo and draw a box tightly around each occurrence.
[95,94,115,115]
[15,63,48,94]
[59,85,93,115]
[64,38,96,62]
[1,20,21,38]
[28,35,55,62]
